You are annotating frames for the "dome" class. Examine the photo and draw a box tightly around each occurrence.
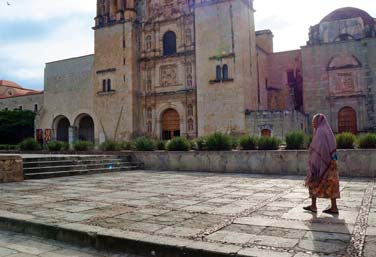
[321,7,375,27]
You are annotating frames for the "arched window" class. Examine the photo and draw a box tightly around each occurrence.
[146,108,152,119]
[107,79,112,91]
[187,74,193,87]
[223,64,229,80]
[187,104,193,117]
[145,35,152,51]
[102,80,106,92]
[185,29,192,45]
[216,65,222,81]
[163,31,177,56]
[188,119,194,131]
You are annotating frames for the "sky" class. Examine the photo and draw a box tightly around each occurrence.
[1,0,376,91]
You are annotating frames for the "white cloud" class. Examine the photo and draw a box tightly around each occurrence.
[2,0,376,89]
[0,1,95,89]
[0,0,95,21]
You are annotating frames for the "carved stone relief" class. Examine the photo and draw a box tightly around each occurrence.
[160,65,178,87]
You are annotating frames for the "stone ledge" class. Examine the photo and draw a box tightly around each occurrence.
[0,213,242,257]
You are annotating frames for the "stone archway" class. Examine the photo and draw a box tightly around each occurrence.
[338,107,357,134]
[76,114,95,143]
[162,109,180,140]
[54,116,70,142]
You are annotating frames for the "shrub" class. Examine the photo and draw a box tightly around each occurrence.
[0,144,18,150]
[18,138,41,151]
[305,134,313,148]
[205,132,232,151]
[166,137,191,151]
[357,133,376,149]
[73,140,94,151]
[258,136,281,150]
[134,137,156,151]
[238,135,258,150]
[156,140,167,150]
[100,140,121,151]
[195,136,207,151]
[336,132,355,149]
[47,141,69,151]
[229,135,240,150]
[285,131,306,150]
[0,110,36,145]
[120,141,134,150]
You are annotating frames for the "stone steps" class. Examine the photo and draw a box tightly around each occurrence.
[24,166,139,180]
[23,158,124,168]
[22,155,142,180]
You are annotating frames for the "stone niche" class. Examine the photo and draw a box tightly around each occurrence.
[0,156,23,183]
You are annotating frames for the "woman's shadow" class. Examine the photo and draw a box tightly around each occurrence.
[303,209,351,256]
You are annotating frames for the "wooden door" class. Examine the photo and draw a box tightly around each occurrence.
[162,109,180,140]
[261,129,271,137]
[338,107,357,134]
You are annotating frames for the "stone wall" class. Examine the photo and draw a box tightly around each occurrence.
[195,0,258,136]
[131,150,376,177]
[0,155,23,183]
[0,93,43,112]
[38,55,95,140]
[302,38,376,133]
[245,110,309,139]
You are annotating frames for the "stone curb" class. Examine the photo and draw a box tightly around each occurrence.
[0,214,241,257]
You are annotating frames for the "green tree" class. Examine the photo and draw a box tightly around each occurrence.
[0,110,36,144]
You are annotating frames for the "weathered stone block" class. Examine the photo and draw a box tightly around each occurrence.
[0,156,23,183]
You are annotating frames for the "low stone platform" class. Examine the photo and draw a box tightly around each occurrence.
[0,171,374,257]
[0,229,138,256]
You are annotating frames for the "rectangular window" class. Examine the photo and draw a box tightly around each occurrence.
[34,104,38,112]
[19,106,23,110]
[287,70,295,85]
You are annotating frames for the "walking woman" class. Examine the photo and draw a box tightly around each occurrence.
[303,113,340,214]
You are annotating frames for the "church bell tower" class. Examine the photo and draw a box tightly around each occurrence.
[93,0,138,141]
[194,0,258,135]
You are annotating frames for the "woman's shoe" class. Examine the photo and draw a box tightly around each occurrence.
[303,206,317,213]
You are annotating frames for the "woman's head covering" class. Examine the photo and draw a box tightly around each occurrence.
[307,113,336,186]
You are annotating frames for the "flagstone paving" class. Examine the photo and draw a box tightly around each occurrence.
[0,170,374,256]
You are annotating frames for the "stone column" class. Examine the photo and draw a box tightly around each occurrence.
[68,126,77,148]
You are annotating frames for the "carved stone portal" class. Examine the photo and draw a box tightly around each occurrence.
[160,65,178,87]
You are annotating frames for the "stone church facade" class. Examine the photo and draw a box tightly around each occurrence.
[1,1,376,145]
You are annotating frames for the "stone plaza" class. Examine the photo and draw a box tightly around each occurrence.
[0,170,375,256]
